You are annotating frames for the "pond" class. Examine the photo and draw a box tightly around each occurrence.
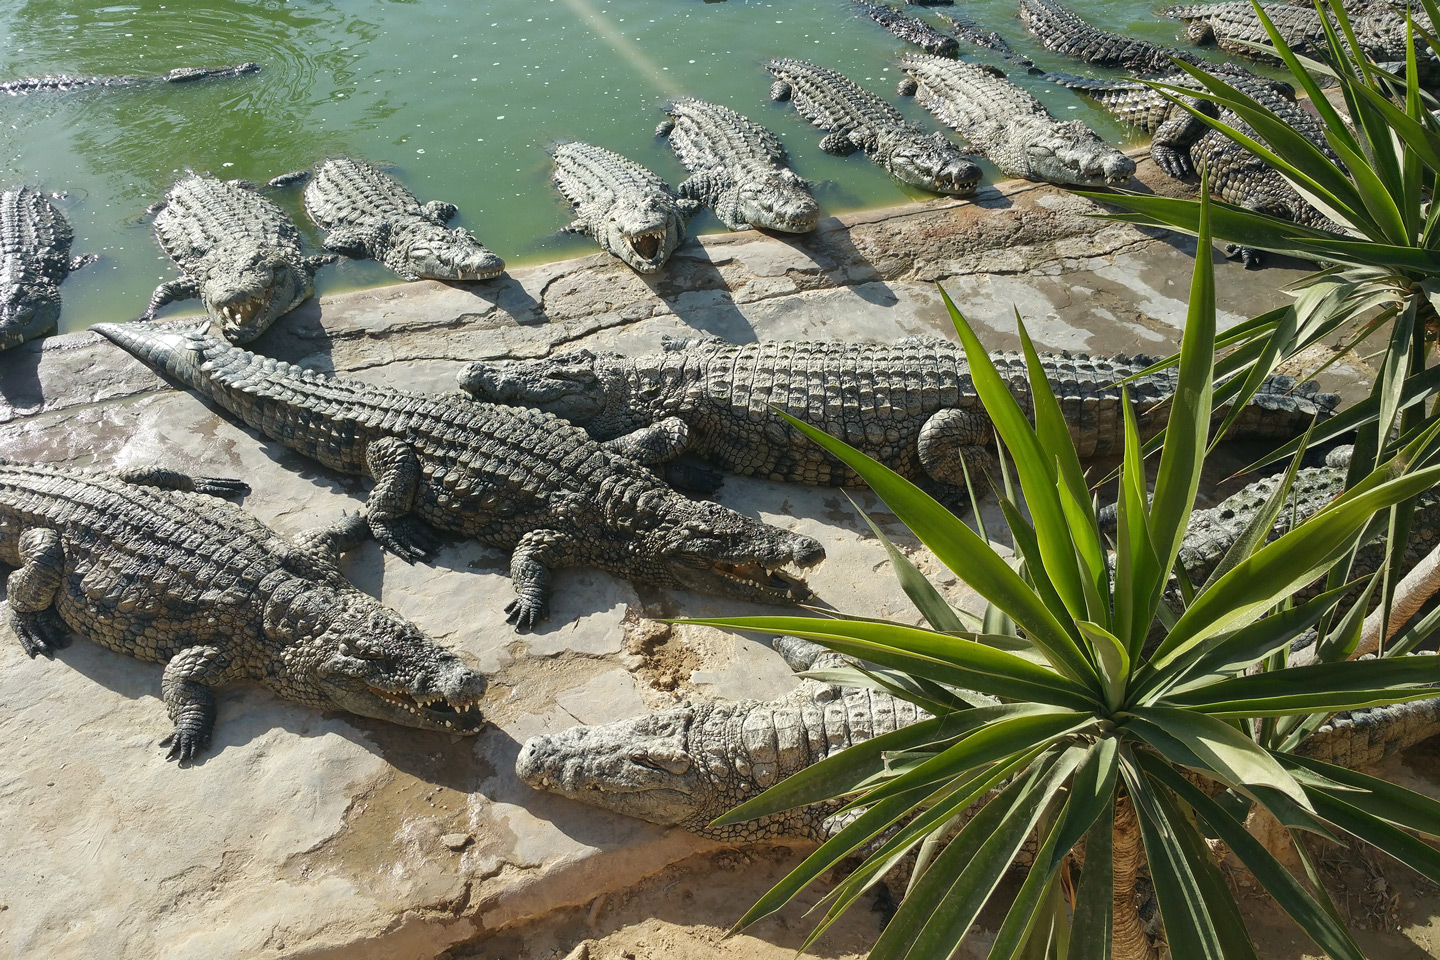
[0,0,1248,332]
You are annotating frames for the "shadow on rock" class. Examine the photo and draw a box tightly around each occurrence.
[654,243,758,343]
[0,338,45,416]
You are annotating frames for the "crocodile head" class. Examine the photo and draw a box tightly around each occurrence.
[646,499,824,604]
[1012,119,1136,187]
[0,267,58,350]
[882,131,982,196]
[281,587,488,734]
[601,196,686,274]
[200,239,314,343]
[733,171,820,233]
[516,705,713,828]
[395,223,506,281]
[457,349,628,425]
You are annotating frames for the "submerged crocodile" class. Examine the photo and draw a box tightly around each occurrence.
[853,0,961,56]
[656,98,819,234]
[937,13,1036,70]
[144,175,333,344]
[457,336,1337,503]
[1162,1,1418,65]
[0,186,93,351]
[764,59,981,197]
[517,636,1440,839]
[300,157,505,282]
[1018,0,1209,72]
[551,141,700,274]
[1,459,486,762]
[96,324,824,630]
[0,63,259,96]
[897,55,1135,186]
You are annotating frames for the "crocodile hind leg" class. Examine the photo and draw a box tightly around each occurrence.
[113,465,251,499]
[290,511,371,567]
[160,644,232,762]
[5,528,70,657]
[421,200,458,224]
[363,437,439,563]
[322,225,381,261]
[916,408,999,496]
[143,276,201,320]
[507,528,571,630]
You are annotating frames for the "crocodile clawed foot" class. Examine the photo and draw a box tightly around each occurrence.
[160,727,211,764]
[11,609,71,658]
[1223,243,1264,269]
[506,596,549,631]
[371,518,438,564]
[190,476,252,499]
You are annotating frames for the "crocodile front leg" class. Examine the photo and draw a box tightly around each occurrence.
[143,276,201,319]
[160,644,231,762]
[508,528,573,630]
[421,200,458,224]
[602,417,692,465]
[1151,115,1204,179]
[113,465,251,499]
[6,528,70,657]
[363,437,438,563]
[819,131,861,156]
[916,408,999,492]
[290,511,371,567]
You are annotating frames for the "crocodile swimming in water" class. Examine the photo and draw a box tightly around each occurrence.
[937,12,1036,70]
[853,0,961,56]
[143,175,334,344]
[550,141,700,274]
[298,157,505,282]
[1,459,486,762]
[897,54,1136,186]
[1018,0,1212,73]
[95,324,825,630]
[1162,1,1424,66]
[764,58,981,196]
[457,336,1338,503]
[0,63,260,96]
[656,98,819,234]
[0,186,94,352]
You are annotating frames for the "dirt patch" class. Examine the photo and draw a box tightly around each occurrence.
[623,611,702,696]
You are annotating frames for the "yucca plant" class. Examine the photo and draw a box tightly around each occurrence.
[685,200,1440,960]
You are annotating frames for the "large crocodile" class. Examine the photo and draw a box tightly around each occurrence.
[896,55,1136,187]
[656,98,819,234]
[517,636,1440,839]
[853,0,961,56]
[1,459,486,762]
[95,324,824,630]
[0,63,259,96]
[550,141,700,274]
[1018,0,1210,72]
[300,157,505,282]
[144,175,334,344]
[764,58,981,197]
[937,13,1037,70]
[0,186,93,352]
[457,336,1337,503]
[1162,1,1417,64]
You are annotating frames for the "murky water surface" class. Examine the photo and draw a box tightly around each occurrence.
[0,0,1250,331]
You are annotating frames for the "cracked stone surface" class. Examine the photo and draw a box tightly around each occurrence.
[0,160,1375,960]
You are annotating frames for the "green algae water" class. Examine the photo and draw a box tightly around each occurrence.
[0,0,1238,332]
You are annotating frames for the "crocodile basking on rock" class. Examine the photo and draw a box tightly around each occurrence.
[937,13,1036,70]
[0,63,259,96]
[550,141,700,274]
[656,98,819,234]
[764,59,980,196]
[1162,1,1419,65]
[298,157,505,282]
[1018,0,1210,72]
[897,54,1136,186]
[1,459,486,762]
[95,324,824,630]
[0,186,94,352]
[853,0,960,56]
[144,175,334,344]
[457,336,1337,503]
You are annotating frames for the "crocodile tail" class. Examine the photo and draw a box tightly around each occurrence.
[94,321,217,396]
[1042,72,1144,94]
[1296,688,1440,768]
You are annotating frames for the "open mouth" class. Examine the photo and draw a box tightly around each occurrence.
[216,295,267,331]
[625,228,667,263]
[462,259,506,280]
[367,685,486,731]
[710,559,815,600]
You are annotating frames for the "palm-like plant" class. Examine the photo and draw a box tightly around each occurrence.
[686,202,1440,960]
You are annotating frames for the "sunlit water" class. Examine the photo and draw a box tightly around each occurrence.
[0,0,1253,332]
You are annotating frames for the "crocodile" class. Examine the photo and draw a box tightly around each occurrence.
[517,635,1440,840]
[456,336,1338,503]
[1018,0,1210,72]
[656,98,820,234]
[0,63,259,96]
[764,58,981,197]
[95,323,825,630]
[853,0,961,56]
[0,186,94,352]
[299,157,505,282]
[937,13,1037,71]
[550,141,700,274]
[896,55,1136,186]
[1,459,486,762]
[144,175,334,344]
[1162,1,1411,62]
[1046,70,1341,264]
